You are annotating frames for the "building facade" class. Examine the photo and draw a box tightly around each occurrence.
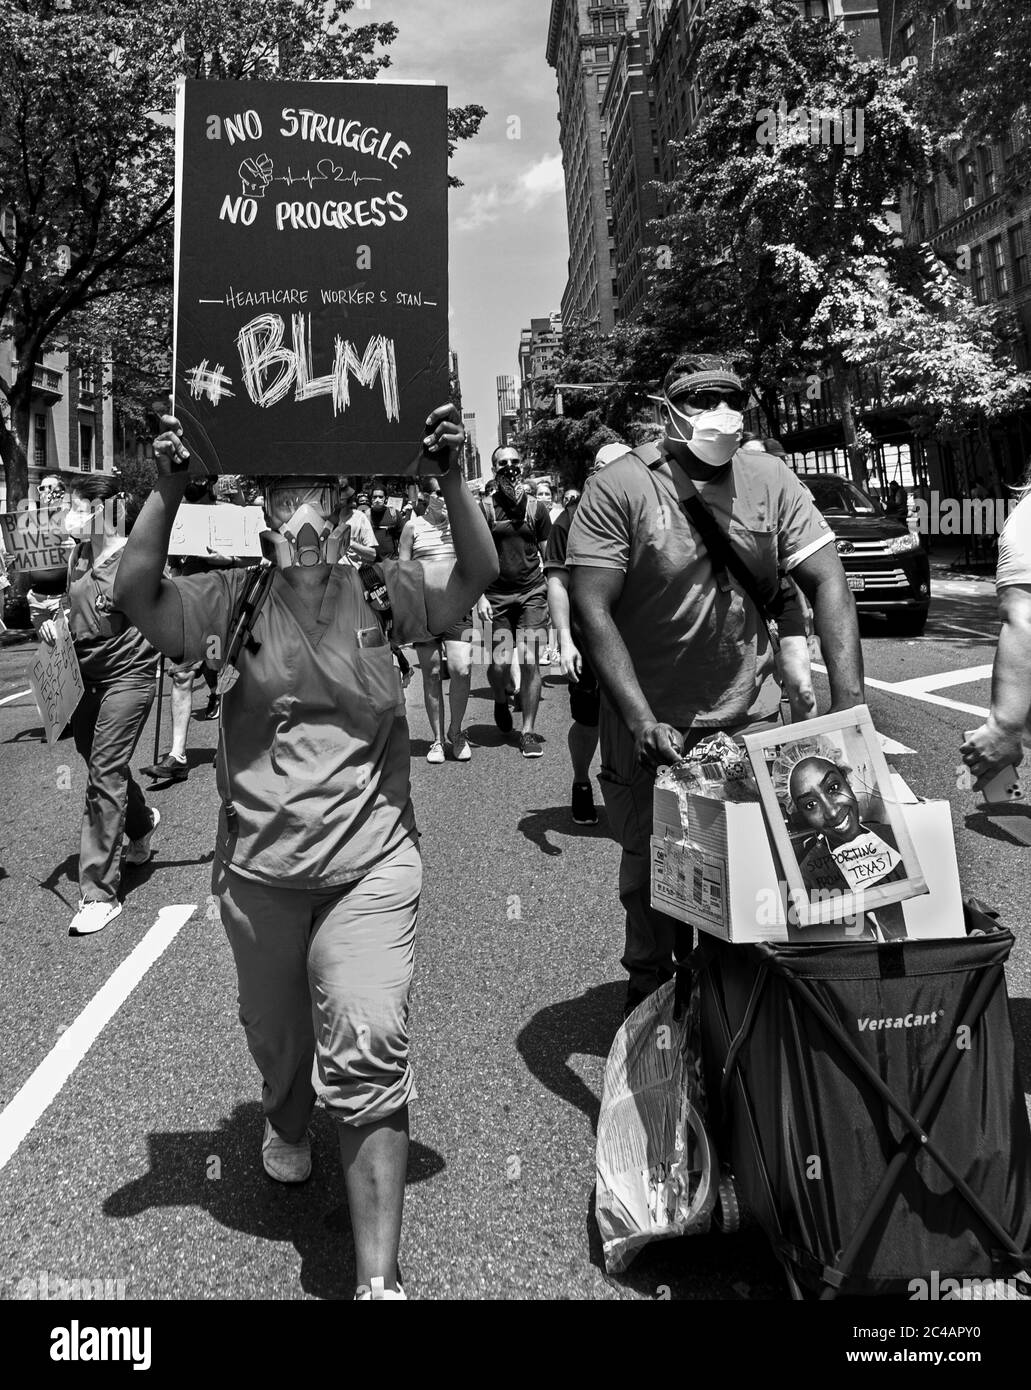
[518,313,563,422]
[878,0,1031,493]
[461,410,482,483]
[601,20,662,321]
[496,374,520,450]
[547,0,646,332]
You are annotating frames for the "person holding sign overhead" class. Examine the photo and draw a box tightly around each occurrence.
[38,475,160,936]
[114,404,497,1302]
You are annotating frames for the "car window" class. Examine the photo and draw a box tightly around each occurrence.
[800,477,880,517]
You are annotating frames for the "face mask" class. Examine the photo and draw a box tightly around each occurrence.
[666,399,744,467]
[261,487,346,567]
[497,472,522,501]
[64,503,102,538]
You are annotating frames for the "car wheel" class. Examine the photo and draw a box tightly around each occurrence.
[883,610,928,636]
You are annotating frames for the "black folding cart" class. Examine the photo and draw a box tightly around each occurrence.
[693,901,1031,1299]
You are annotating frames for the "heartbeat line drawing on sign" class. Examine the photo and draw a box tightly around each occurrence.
[185,361,235,405]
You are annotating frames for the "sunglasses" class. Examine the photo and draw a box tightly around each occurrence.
[674,388,748,412]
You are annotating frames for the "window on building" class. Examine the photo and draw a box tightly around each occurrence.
[988,236,1009,294]
[595,45,610,61]
[978,146,998,197]
[33,413,47,469]
[602,14,616,32]
[597,74,607,91]
[971,245,987,302]
[959,154,979,203]
[1009,224,1028,287]
[899,20,916,56]
[79,424,94,471]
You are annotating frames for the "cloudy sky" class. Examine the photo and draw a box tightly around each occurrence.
[372,0,570,456]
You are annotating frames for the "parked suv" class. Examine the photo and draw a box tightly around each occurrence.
[797,474,930,635]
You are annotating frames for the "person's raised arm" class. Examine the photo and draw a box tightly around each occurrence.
[790,545,864,714]
[571,566,682,769]
[424,406,498,634]
[112,416,190,660]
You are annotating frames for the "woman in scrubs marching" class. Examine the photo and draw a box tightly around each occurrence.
[115,405,498,1300]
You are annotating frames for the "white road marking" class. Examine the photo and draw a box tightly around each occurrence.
[0,904,196,1173]
[813,665,990,717]
[0,687,32,707]
[932,623,996,640]
[890,664,994,695]
[879,735,916,754]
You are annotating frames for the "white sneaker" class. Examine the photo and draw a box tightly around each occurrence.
[426,741,445,764]
[355,1276,407,1300]
[69,899,122,936]
[449,732,472,762]
[261,1119,311,1183]
[124,808,160,865]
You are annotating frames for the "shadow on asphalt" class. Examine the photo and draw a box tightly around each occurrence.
[517,982,623,1131]
[1010,998,1031,1094]
[517,805,608,856]
[102,1101,446,1299]
[963,807,1031,847]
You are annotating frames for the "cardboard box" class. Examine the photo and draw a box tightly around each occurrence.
[651,775,964,944]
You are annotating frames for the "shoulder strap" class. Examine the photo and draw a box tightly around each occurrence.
[221,561,275,675]
[630,443,785,632]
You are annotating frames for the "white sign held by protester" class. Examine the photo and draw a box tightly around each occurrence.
[168,504,265,557]
[27,610,84,745]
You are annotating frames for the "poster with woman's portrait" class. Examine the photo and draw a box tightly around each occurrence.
[742,706,928,932]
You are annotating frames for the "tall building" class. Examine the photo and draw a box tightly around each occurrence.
[496,374,520,450]
[461,411,482,482]
[547,1,646,333]
[601,19,662,321]
[518,313,563,421]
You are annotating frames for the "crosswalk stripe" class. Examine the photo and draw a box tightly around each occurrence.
[0,904,197,1173]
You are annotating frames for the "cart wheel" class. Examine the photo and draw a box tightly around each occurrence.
[714,1172,741,1235]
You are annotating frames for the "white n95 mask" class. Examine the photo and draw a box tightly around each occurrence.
[666,400,744,467]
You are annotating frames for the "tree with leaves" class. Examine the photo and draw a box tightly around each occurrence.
[0,0,484,507]
[622,0,1026,487]
[903,0,1031,194]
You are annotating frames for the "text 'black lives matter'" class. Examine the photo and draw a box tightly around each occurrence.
[173,79,449,475]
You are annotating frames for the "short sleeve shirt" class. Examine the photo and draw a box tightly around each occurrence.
[565,448,833,728]
[173,559,433,887]
[343,508,377,566]
[485,493,552,595]
[995,493,1031,592]
[543,500,577,572]
[66,543,158,683]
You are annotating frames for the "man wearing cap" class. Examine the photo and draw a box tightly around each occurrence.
[567,354,863,1015]
[476,445,553,757]
[545,440,628,823]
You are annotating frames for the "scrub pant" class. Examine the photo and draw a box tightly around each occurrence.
[72,677,156,904]
[598,707,782,997]
[213,840,422,1139]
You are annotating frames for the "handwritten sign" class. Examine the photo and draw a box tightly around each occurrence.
[168,504,266,557]
[0,510,70,577]
[173,79,449,475]
[27,610,84,745]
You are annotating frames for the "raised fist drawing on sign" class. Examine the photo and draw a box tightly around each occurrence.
[239,154,273,197]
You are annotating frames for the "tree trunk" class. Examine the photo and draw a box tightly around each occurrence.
[0,365,35,510]
[830,355,868,488]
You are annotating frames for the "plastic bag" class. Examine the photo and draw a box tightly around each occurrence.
[595,978,717,1274]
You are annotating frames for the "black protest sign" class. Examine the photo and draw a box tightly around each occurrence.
[174,80,448,476]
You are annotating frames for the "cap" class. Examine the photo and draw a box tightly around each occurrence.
[662,354,743,403]
[594,441,628,470]
[763,438,787,456]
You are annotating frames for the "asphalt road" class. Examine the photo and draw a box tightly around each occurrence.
[0,571,1028,1303]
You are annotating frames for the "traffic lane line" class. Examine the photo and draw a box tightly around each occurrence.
[0,904,196,1173]
[0,686,32,706]
[813,664,989,718]
[890,664,994,695]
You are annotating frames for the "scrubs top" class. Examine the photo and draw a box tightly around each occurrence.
[175,560,433,888]
[66,543,158,684]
